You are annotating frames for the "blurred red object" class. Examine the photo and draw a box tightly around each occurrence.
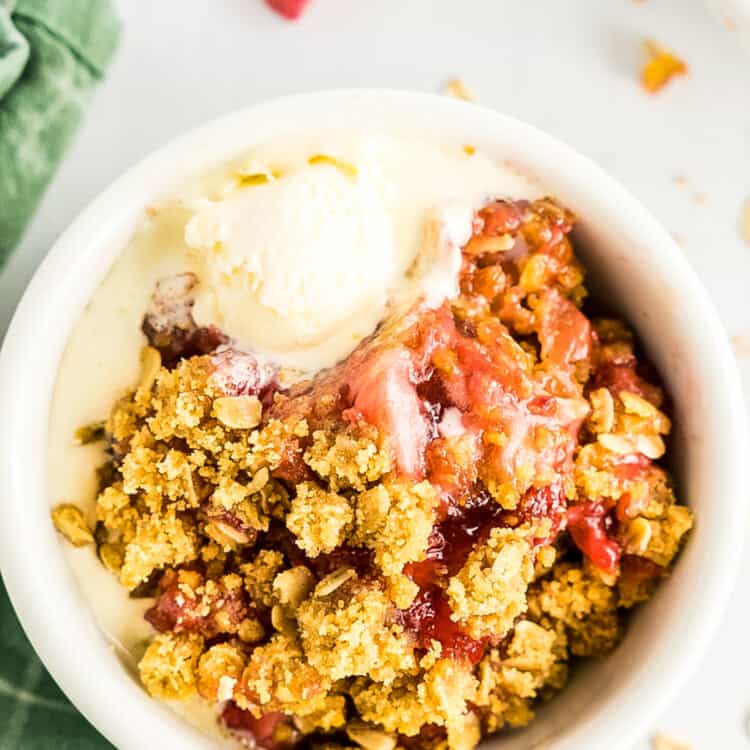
[265,0,310,20]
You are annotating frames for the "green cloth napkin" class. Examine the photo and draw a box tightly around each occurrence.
[0,0,119,744]
[0,579,113,748]
[0,0,120,266]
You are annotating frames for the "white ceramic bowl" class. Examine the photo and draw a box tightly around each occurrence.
[0,90,746,750]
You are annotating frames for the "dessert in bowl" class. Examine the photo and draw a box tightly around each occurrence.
[0,91,745,750]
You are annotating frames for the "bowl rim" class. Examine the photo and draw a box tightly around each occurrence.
[0,89,746,750]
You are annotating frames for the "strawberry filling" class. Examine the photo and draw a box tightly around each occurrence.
[619,554,663,585]
[344,346,430,479]
[98,191,688,750]
[566,502,621,574]
[536,289,591,365]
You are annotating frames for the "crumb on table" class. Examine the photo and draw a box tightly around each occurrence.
[444,78,475,101]
[741,199,750,245]
[651,731,693,750]
[641,40,687,93]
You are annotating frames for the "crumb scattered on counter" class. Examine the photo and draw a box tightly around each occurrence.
[731,334,750,357]
[671,175,708,207]
[444,78,475,101]
[741,200,750,245]
[651,731,693,750]
[641,40,687,93]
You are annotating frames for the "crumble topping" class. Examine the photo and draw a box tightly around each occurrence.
[287,482,353,557]
[51,504,94,547]
[297,581,417,683]
[139,631,204,700]
[304,427,392,491]
[52,196,693,750]
[353,481,437,577]
[240,549,285,609]
[352,658,478,737]
[475,620,566,732]
[527,563,620,657]
[197,642,245,702]
[446,527,533,639]
[121,510,199,590]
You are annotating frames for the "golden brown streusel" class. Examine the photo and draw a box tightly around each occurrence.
[197,641,246,702]
[238,617,266,644]
[273,566,316,609]
[120,510,199,590]
[240,549,285,609]
[475,620,567,732]
[527,564,620,657]
[62,196,694,750]
[95,485,139,542]
[213,394,263,430]
[234,633,335,719]
[98,542,125,574]
[641,505,693,567]
[138,632,204,700]
[345,721,398,750]
[247,417,309,474]
[73,421,106,445]
[447,528,534,640]
[287,482,354,557]
[51,503,94,547]
[353,480,437,577]
[352,658,478,736]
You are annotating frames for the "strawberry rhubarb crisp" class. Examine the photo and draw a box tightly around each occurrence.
[53,197,692,749]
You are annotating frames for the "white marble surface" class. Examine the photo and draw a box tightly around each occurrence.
[1,1,749,747]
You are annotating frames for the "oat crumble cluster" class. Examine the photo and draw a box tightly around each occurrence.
[53,198,693,750]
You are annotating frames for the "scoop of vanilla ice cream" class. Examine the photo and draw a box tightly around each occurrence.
[182,132,539,372]
[184,160,396,362]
